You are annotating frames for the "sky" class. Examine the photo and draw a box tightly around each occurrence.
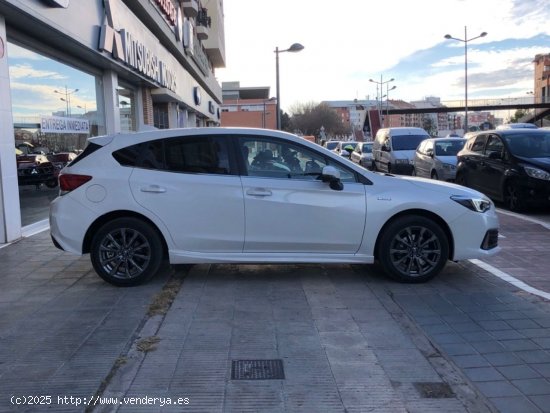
[215,0,550,112]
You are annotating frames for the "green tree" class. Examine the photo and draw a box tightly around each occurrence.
[509,109,528,123]
[288,102,346,138]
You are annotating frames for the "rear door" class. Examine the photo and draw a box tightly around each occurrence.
[127,135,245,253]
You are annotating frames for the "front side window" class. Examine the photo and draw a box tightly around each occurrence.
[239,137,357,182]
[485,135,504,157]
[470,135,487,153]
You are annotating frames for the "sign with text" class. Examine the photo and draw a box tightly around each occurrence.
[41,116,90,134]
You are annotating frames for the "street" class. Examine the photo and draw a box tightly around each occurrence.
[0,208,549,412]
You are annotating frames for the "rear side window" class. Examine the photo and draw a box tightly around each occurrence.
[68,142,102,166]
[164,136,230,175]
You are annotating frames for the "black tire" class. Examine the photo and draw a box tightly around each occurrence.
[90,217,164,286]
[431,170,439,180]
[455,171,467,187]
[504,181,526,212]
[378,215,449,283]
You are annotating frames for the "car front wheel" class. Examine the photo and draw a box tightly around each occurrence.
[505,181,526,212]
[378,215,449,283]
[90,217,163,286]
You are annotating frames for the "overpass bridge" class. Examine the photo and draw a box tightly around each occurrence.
[385,97,550,123]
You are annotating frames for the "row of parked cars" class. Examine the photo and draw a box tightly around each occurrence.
[16,143,78,188]
[326,125,550,211]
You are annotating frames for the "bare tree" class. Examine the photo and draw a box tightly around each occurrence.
[289,102,346,138]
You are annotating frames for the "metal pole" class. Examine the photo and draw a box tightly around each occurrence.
[275,47,281,130]
[464,26,468,133]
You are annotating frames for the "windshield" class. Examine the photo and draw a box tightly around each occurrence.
[392,135,429,151]
[362,143,373,153]
[435,140,465,156]
[504,132,550,158]
[325,141,339,150]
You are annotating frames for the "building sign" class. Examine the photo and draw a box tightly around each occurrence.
[99,0,177,92]
[41,116,90,134]
[154,0,177,25]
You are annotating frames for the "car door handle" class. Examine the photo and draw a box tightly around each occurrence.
[246,188,272,197]
[140,185,166,193]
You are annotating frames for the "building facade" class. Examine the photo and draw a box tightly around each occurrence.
[533,53,550,104]
[220,82,277,129]
[0,0,225,243]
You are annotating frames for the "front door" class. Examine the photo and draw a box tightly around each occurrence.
[238,136,366,254]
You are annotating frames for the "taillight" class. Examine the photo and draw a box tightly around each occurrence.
[59,174,92,193]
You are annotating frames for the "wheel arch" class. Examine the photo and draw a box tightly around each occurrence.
[373,209,455,260]
[82,210,169,258]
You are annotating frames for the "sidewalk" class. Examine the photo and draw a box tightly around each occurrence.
[0,211,549,412]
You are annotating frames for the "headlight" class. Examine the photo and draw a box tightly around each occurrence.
[524,166,550,181]
[394,159,410,164]
[442,163,456,171]
[451,195,492,213]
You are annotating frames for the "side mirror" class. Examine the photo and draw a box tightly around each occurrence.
[426,149,434,158]
[381,144,391,152]
[320,166,344,191]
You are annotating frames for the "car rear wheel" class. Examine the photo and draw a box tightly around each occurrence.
[505,181,526,212]
[378,215,449,283]
[91,217,163,286]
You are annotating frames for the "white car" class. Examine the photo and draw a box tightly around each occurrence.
[334,141,358,158]
[350,142,374,170]
[50,127,500,286]
[413,138,466,181]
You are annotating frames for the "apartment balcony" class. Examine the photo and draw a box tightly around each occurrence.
[182,0,198,18]
[196,8,211,41]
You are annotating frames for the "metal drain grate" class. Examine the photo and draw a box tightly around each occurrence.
[414,382,455,399]
[231,359,285,380]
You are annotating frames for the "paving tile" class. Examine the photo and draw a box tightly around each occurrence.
[463,367,505,382]
[489,396,541,413]
[512,378,550,396]
[475,380,521,397]
[470,340,505,354]
[452,355,491,369]
[530,395,550,413]
[500,339,540,352]
[497,365,542,380]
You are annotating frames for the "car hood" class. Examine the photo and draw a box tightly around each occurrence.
[393,149,416,160]
[436,155,458,165]
[516,156,550,171]
[400,175,487,198]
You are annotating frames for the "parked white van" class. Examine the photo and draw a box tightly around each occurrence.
[372,127,430,175]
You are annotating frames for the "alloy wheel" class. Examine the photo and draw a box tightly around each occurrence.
[98,227,152,280]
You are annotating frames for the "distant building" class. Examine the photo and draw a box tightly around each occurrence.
[220,82,277,129]
[533,54,550,103]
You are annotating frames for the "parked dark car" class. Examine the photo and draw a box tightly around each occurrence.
[47,152,78,170]
[456,129,550,211]
[16,153,58,188]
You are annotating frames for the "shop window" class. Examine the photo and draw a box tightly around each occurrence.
[117,85,137,132]
[8,41,104,153]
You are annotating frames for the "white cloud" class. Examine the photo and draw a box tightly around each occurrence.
[217,0,550,110]
[9,64,66,80]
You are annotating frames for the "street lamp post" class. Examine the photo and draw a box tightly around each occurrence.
[54,85,79,117]
[386,85,397,126]
[369,76,394,127]
[275,43,304,130]
[444,26,487,133]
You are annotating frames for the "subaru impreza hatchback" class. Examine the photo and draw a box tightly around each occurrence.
[50,128,500,286]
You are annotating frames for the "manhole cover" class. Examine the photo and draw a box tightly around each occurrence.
[231,359,285,380]
[414,382,455,399]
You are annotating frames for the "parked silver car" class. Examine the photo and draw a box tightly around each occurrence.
[413,137,465,181]
[350,142,374,170]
